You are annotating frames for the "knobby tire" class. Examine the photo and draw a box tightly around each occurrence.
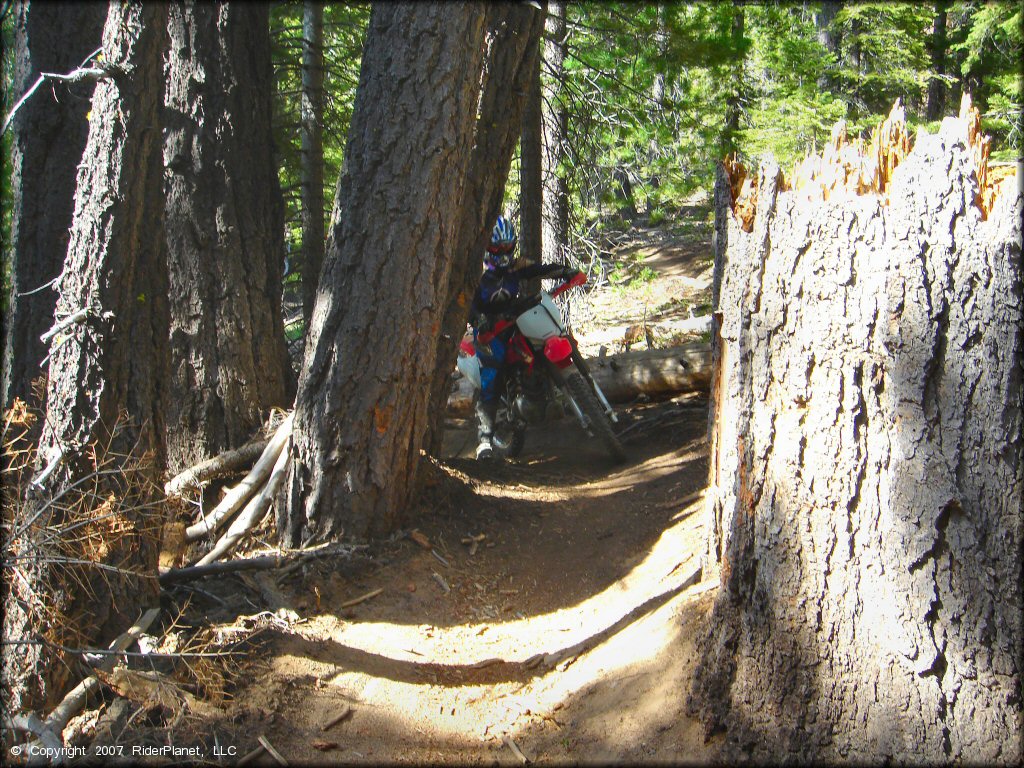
[566,372,626,463]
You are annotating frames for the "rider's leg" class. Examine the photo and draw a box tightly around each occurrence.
[474,338,505,460]
[474,393,498,460]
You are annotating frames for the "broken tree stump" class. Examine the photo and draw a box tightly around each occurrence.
[690,98,1022,764]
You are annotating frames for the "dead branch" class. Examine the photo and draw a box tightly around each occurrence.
[185,412,292,542]
[159,542,366,585]
[237,745,266,767]
[338,588,383,610]
[39,308,89,344]
[15,607,160,764]
[159,555,283,584]
[322,705,353,731]
[258,735,289,766]
[2,713,62,755]
[29,446,64,490]
[503,734,530,764]
[2,65,109,136]
[193,436,291,566]
[164,438,271,497]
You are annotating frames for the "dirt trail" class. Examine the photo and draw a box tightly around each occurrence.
[212,398,715,765]
[145,226,721,765]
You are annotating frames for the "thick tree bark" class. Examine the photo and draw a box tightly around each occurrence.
[281,4,490,544]
[422,4,546,457]
[689,126,1022,761]
[519,49,543,268]
[540,0,569,267]
[1,2,105,410]
[300,0,325,327]
[163,1,293,476]
[4,3,170,716]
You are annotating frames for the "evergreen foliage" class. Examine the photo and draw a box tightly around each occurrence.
[269,2,369,265]
[2,2,1020,298]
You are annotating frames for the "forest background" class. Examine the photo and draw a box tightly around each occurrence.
[2,1,1021,311]
[0,1,1021,762]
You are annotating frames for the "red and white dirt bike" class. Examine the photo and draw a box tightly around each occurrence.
[457,273,626,463]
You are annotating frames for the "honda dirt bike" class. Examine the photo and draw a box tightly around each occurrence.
[457,273,626,463]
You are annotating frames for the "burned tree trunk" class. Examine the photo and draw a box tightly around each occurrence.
[689,106,1022,763]
[163,1,293,476]
[3,3,169,716]
[2,2,106,409]
[281,4,490,543]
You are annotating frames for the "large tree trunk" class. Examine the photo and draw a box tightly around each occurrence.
[422,4,546,457]
[280,4,490,544]
[3,3,170,716]
[688,116,1023,761]
[300,0,325,328]
[1,2,106,410]
[540,0,569,267]
[163,1,293,476]
[519,47,543,268]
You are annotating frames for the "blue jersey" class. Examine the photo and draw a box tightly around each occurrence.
[470,261,576,402]
[470,262,571,321]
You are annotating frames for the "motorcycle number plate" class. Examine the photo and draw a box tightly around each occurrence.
[516,292,564,341]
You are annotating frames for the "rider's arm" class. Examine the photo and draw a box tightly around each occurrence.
[515,262,581,282]
[469,286,487,328]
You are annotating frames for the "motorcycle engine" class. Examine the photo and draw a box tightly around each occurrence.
[512,393,546,424]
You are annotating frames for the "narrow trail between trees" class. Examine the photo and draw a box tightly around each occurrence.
[218,396,717,764]
[149,225,722,764]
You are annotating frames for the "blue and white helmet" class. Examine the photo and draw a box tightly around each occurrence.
[484,215,517,269]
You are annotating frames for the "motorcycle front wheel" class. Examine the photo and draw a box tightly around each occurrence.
[492,421,526,458]
[565,373,626,463]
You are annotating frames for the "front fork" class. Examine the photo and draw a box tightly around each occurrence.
[570,348,618,423]
[543,357,612,435]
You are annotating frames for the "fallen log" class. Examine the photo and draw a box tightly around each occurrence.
[164,438,270,497]
[193,435,291,566]
[185,412,293,542]
[446,342,711,415]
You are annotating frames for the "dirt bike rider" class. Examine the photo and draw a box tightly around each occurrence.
[469,215,582,460]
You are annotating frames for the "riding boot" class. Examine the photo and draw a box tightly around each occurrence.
[475,398,498,460]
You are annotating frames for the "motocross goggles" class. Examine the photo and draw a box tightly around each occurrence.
[486,241,516,255]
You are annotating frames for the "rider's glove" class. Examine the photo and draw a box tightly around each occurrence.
[556,266,582,282]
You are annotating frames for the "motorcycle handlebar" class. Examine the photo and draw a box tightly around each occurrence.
[550,271,587,299]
